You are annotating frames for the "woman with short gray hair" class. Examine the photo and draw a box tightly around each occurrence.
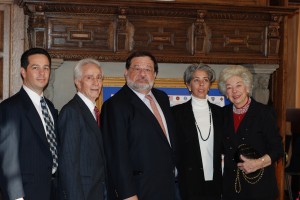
[172,63,223,200]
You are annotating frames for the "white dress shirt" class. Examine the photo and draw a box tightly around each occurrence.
[77,92,97,120]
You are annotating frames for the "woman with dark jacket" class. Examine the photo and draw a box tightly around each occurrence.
[218,65,283,200]
[172,64,223,200]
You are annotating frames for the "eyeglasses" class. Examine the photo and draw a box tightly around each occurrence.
[83,75,103,82]
[130,67,154,74]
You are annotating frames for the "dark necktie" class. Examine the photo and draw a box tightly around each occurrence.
[145,95,167,137]
[40,97,58,172]
[94,106,100,127]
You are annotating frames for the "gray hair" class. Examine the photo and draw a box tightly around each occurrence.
[183,63,216,84]
[74,58,103,80]
[218,65,253,96]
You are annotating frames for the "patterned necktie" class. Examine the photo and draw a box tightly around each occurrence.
[94,106,100,127]
[145,95,167,136]
[40,97,58,172]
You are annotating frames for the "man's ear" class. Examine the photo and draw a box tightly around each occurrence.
[124,68,128,77]
[20,67,26,79]
[74,79,80,90]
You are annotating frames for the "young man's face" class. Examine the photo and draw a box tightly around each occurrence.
[21,54,50,95]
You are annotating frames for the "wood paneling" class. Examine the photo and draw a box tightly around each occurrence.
[0,58,3,100]
[0,11,3,52]
[0,10,3,100]
[287,12,299,108]
[19,1,295,64]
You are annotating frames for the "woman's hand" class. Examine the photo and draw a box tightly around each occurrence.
[237,154,271,174]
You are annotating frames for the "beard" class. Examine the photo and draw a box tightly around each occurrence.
[126,76,154,93]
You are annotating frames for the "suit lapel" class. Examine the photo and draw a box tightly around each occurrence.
[74,95,104,156]
[209,102,222,170]
[19,88,49,147]
[124,86,171,147]
[183,100,203,161]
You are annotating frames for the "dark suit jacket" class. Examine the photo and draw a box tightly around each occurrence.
[0,87,58,200]
[101,85,176,200]
[58,94,106,200]
[172,100,223,200]
[222,98,284,200]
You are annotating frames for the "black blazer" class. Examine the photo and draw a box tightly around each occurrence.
[222,98,284,200]
[0,87,58,200]
[172,100,223,200]
[101,85,176,200]
[58,94,106,200]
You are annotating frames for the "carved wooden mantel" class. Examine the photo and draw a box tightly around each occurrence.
[18,0,295,64]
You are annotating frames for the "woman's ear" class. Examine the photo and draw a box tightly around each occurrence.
[186,83,191,92]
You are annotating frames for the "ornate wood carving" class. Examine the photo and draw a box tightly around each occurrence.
[18,1,295,64]
[0,11,3,52]
[0,58,2,100]
[0,11,3,100]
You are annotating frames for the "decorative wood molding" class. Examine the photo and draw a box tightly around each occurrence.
[0,58,2,99]
[18,0,296,64]
[0,11,3,52]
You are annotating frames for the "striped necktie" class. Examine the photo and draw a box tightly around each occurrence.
[40,97,58,172]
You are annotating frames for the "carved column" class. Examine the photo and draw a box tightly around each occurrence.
[268,15,283,56]
[25,3,47,48]
[117,7,133,52]
[245,64,279,104]
[194,10,211,55]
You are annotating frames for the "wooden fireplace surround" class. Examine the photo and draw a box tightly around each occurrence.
[17,1,296,199]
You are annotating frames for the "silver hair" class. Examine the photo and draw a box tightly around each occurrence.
[74,58,103,80]
[218,65,253,96]
[183,63,216,84]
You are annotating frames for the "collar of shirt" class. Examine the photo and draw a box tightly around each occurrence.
[129,87,153,102]
[77,92,97,119]
[23,85,44,106]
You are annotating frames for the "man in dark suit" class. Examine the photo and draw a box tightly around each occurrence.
[101,51,179,200]
[58,58,107,200]
[0,48,58,200]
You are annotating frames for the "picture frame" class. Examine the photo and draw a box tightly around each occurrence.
[96,77,226,109]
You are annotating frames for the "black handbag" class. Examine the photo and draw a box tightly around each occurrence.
[234,144,264,193]
[234,143,261,163]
